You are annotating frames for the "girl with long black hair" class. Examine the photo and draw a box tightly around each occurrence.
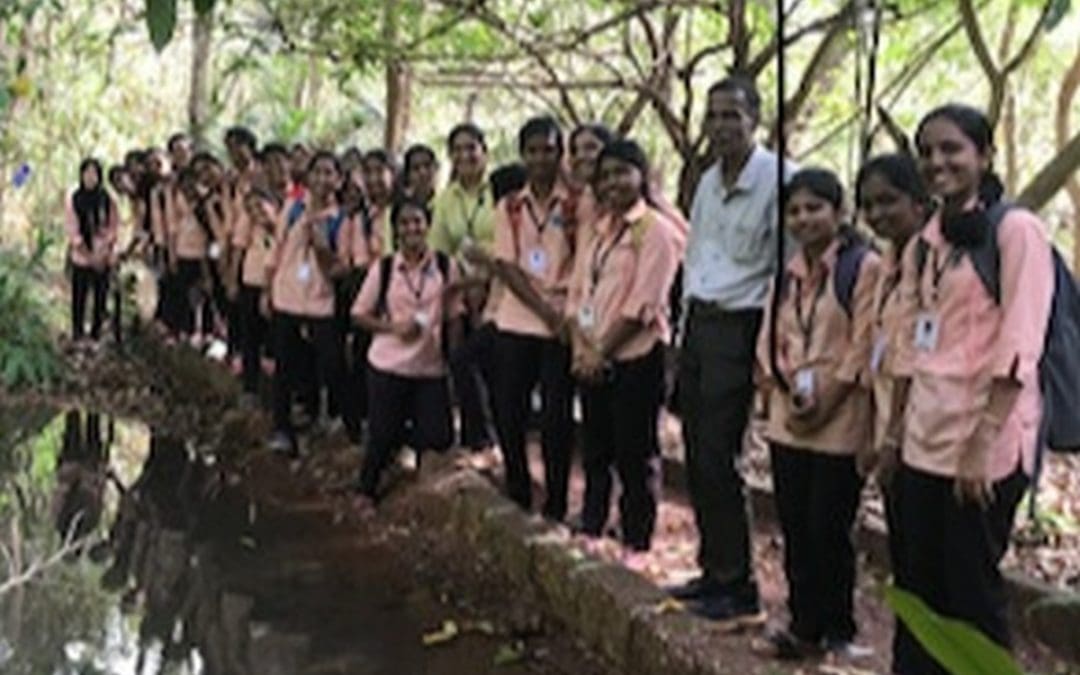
[885,104,1054,673]
[65,158,118,343]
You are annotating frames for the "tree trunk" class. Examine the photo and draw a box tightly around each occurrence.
[383,0,411,153]
[1057,46,1080,270]
[188,10,213,146]
[1016,129,1080,213]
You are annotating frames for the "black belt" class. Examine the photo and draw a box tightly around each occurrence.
[687,298,763,319]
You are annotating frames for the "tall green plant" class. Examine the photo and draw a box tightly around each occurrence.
[884,585,1025,675]
[0,244,61,389]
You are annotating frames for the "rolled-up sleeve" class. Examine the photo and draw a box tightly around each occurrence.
[991,210,1054,382]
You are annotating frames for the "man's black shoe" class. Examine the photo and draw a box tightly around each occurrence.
[686,593,767,631]
[666,575,721,601]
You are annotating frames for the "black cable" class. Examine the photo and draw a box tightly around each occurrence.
[769,0,789,392]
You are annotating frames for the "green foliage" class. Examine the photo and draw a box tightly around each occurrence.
[1044,0,1072,29]
[0,243,61,390]
[884,585,1025,675]
[145,0,177,52]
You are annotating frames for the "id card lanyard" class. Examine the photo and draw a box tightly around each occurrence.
[793,273,828,357]
[588,222,631,300]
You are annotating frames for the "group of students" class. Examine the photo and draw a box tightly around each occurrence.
[64,79,1058,672]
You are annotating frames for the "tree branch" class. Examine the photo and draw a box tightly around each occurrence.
[1001,0,1052,75]
[958,0,998,79]
[1017,129,1080,211]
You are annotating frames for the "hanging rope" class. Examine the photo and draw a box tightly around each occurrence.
[861,0,884,164]
[769,0,788,392]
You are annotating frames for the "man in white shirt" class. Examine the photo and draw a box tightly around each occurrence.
[669,76,792,626]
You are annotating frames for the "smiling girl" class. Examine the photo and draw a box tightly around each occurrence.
[566,139,684,556]
[265,151,358,453]
[886,104,1054,674]
[350,197,463,503]
[755,168,881,659]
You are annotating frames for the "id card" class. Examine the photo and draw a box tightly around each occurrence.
[414,310,431,328]
[527,247,548,274]
[795,368,816,397]
[297,262,312,284]
[914,312,940,352]
[577,304,596,330]
[870,336,887,373]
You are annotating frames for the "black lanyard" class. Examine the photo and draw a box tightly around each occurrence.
[460,189,485,238]
[525,197,559,235]
[589,222,630,296]
[922,247,962,308]
[793,273,828,352]
[401,258,432,302]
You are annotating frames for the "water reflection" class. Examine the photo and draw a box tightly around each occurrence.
[2,409,567,675]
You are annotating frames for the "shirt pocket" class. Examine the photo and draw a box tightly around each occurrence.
[724,201,770,264]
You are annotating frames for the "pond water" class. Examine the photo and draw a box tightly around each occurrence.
[0,408,582,675]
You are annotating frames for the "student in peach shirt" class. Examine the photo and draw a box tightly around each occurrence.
[464,116,579,521]
[361,149,397,254]
[233,187,280,400]
[567,123,611,242]
[167,168,215,341]
[403,143,438,207]
[264,151,358,454]
[755,168,881,659]
[65,158,119,342]
[854,153,931,672]
[566,140,684,554]
[885,105,1054,674]
[350,197,463,503]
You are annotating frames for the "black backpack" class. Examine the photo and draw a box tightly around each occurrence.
[780,226,874,318]
[913,203,1080,518]
[913,202,1080,455]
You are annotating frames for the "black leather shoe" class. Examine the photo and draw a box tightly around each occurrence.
[666,574,721,601]
[686,593,767,631]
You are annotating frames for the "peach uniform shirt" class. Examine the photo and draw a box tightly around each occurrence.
[232,208,277,288]
[491,183,578,338]
[893,206,1053,482]
[351,251,463,378]
[169,194,210,261]
[64,194,119,267]
[870,247,906,449]
[756,239,881,454]
[566,200,684,362]
[268,201,354,318]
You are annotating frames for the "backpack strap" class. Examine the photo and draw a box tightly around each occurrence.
[966,201,1014,306]
[434,250,451,282]
[325,210,346,254]
[286,200,306,229]
[833,229,872,318]
[374,255,395,318]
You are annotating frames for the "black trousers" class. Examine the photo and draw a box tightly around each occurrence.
[580,345,664,551]
[890,464,1027,674]
[237,285,268,395]
[491,330,574,521]
[770,443,863,643]
[167,258,205,335]
[71,264,109,340]
[358,367,452,496]
[271,312,353,437]
[450,321,496,449]
[678,303,762,590]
